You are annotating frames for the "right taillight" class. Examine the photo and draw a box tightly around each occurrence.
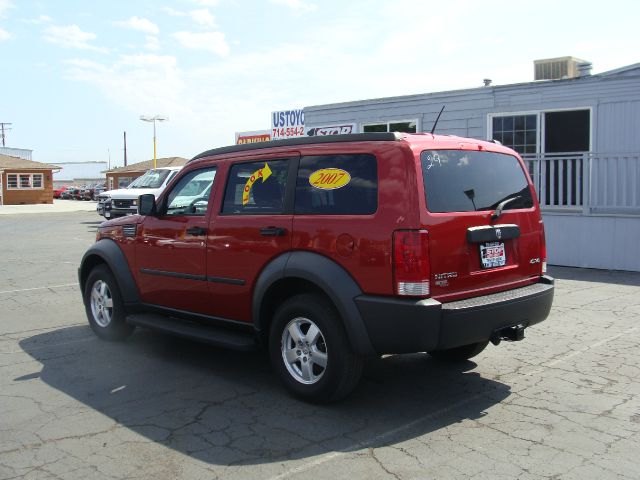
[393,230,430,297]
[540,222,547,273]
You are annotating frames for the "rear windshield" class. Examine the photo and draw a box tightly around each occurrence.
[421,150,534,213]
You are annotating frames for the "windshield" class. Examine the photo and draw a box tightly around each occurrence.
[421,150,534,213]
[127,169,172,189]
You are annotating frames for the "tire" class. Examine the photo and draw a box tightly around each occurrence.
[269,294,363,403]
[428,341,489,361]
[84,265,134,341]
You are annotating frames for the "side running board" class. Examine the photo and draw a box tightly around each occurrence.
[127,313,256,351]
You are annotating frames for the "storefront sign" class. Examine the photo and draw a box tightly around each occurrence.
[271,109,305,140]
[235,130,271,145]
[306,124,358,136]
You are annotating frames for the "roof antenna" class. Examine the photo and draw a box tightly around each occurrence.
[430,106,445,134]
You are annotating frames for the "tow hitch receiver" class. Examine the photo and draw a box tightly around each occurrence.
[490,324,526,345]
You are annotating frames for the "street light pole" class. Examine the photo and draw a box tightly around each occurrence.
[140,115,168,169]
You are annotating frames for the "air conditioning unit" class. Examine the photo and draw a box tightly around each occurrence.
[534,57,589,80]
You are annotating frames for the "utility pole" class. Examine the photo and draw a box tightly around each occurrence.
[123,131,128,166]
[0,123,12,147]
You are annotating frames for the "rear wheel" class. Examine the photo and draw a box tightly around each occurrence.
[269,294,363,402]
[428,341,489,361]
[84,265,134,341]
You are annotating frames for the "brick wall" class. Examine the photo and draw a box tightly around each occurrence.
[106,172,143,190]
[1,170,54,205]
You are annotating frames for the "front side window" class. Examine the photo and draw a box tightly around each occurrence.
[295,154,378,215]
[421,150,533,213]
[164,168,217,216]
[222,159,289,214]
[363,120,417,134]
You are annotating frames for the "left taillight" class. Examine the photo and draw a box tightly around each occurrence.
[540,221,547,274]
[393,230,430,297]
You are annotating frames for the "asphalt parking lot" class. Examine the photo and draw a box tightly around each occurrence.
[1,211,639,479]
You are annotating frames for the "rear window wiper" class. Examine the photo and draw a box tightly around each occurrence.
[491,195,521,220]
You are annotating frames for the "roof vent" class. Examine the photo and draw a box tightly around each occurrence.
[577,62,593,77]
[483,78,492,86]
[534,56,589,80]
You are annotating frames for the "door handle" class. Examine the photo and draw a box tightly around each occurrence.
[186,226,207,236]
[260,226,287,237]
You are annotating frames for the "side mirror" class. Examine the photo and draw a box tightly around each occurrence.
[138,194,157,216]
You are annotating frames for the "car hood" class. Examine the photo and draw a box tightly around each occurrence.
[101,187,163,199]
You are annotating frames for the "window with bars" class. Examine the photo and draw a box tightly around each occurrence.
[6,173,44,189]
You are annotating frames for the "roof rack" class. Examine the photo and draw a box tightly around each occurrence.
[190,132,402,162]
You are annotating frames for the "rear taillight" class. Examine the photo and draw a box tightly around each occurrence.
[540,222,548,274]
[393,230,430,297]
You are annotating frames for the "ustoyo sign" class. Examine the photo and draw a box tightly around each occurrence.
[271,109,305,140]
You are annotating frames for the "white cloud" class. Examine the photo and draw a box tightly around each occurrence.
[144,35,160,51]
[116,16,159,35]
[191,0,219,5]
[162,6,185,17]
[269,0,317,13]
[189,8,216,27]
[172,31,229,56]
[0,27,9,40]
[0,0,13,17]
[23,14,53,25]
[43,24,107,52]
[162,6,217,27]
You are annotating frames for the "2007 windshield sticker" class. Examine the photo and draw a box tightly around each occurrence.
[242,162,272,205]
[309,168,351,190]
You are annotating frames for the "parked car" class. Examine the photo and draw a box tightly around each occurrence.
[79,133,554,402]
[81,183,103,201]
[92,184,106,201]
[60,186,79,199]
[53,186,68,199]
[96,167,182,219]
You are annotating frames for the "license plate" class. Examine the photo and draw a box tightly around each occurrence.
[480,241,506,269]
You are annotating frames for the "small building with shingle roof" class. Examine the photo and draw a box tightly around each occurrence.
[0,155,60,205]
[105,157,188,190]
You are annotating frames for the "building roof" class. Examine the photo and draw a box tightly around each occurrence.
[0,154,60,170]
[106,156,188,174]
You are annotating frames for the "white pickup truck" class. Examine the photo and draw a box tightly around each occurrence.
[96,166,182,219]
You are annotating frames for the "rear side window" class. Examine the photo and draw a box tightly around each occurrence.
[222,159,289,214]
[421,150,533,213]
[295,154,377,215]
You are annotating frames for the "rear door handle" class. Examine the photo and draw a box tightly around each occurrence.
[186,226,207,236]
[260,226,287,237]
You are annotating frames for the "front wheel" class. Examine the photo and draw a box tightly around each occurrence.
[269,294,363,402]
[428,341,489,361]
[84,265,134,341]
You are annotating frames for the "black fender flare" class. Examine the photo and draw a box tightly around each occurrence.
[78,239,141,305]
[252,251,376,356]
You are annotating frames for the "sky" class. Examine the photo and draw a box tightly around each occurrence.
[0,0,639,168]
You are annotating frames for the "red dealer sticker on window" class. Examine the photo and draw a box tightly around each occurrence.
[309,168,351,190]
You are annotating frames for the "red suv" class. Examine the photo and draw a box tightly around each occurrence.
[79,133,553,401]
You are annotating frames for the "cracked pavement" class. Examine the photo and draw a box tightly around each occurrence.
[1,212,639,479]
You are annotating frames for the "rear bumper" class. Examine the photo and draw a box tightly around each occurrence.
[355,276,554,355]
